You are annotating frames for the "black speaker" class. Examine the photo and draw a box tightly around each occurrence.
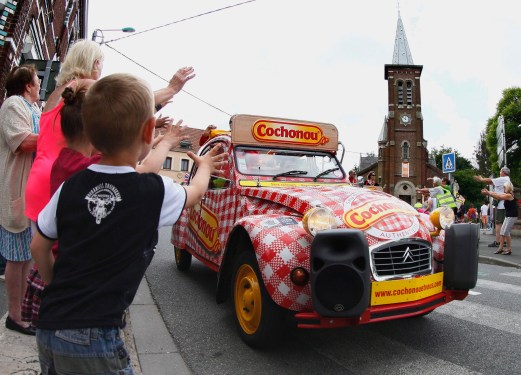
[444,223,479,290]
[310,229,370,317]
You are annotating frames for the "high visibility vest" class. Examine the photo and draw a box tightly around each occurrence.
[436,187,457,208]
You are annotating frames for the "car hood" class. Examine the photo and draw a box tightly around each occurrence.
[241,184,433,245]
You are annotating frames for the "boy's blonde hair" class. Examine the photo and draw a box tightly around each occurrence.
[82,73,154,155]
[56,40,104,86]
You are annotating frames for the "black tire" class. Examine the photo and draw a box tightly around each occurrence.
[174,247,192,271]
[231,249,285,348]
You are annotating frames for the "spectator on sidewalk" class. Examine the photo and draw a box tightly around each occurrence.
[22,82,190,330]
[474,167,511,247]
[31,73,226,374]
[467,204,478,223]
[25,40,196,232]
[480,201,489,229]
[0,65,41,336]
[482,181,518,255]
[457,204,466,223]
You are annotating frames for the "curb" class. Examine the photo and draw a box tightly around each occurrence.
[129,277,192,375]
[478,255,521,269]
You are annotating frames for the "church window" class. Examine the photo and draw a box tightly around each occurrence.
[406,81,413,106]
[397,80,403,106]
[402,141,409,160]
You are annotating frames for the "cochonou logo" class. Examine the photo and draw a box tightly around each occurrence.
[343,190,420,240]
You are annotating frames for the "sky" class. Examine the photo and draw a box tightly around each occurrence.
[87,0,521,170]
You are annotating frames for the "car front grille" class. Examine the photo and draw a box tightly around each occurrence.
[371,239,432,280]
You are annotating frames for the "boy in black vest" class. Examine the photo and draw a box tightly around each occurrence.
[30,73,225,374]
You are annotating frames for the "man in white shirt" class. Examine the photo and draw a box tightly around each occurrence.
[474,166,511,246]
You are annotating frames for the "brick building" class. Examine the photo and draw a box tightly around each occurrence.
[359,13,442,204]
[0,0,88,105]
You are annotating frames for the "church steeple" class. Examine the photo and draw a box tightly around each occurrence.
[392,12,414,65]
[378,9,427,203]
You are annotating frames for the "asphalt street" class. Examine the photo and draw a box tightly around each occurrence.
[1,228,520,374]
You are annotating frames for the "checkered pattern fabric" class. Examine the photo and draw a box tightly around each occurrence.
[172,139,437,312]
[238,216,313,310]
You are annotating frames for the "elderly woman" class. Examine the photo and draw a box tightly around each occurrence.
[482,182,518,255]
[0,65,40,335]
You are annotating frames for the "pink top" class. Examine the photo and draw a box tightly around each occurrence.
[50,148,101,195]
[47,148,101,259]
[25,101,67,221]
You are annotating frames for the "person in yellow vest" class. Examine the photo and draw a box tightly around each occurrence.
[417,177,457,215]
[440,177,458,216]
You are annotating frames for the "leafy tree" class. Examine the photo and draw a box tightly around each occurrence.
[474,130,491,176]
[453,169,484,207]
[485,87,521,186]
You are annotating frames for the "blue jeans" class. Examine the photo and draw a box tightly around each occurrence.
[36,327,133,375]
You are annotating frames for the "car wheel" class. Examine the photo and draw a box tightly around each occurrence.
[175,247,192,271]
[232,250,284,348]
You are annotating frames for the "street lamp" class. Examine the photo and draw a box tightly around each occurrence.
[91,27,135,44]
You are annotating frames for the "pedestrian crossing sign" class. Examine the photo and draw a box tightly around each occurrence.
[442,152,456,173]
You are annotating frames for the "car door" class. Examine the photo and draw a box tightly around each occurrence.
[186,138,238,266]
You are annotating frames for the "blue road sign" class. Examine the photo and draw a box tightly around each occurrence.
[442,152,456,173]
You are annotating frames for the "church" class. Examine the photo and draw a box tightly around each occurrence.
[358,13,442,204]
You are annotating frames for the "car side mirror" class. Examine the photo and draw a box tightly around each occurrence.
[210,176,231,189]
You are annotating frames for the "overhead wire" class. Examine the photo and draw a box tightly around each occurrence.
[103,0,256,44]
[99,0,257,117]
[104,44,232,116]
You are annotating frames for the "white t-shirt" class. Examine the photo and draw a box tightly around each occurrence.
[480,204,488,217]
[492,176,511,209]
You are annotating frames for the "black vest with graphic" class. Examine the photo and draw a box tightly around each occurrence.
[38,169,164,329]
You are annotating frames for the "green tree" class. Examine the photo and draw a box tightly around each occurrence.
[474,130,491,176]
[453,169,484,206]
[485,87,521,186]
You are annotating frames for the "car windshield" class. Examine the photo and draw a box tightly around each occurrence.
[234,147,345,180]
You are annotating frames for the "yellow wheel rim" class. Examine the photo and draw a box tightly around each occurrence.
[234,264,262,335]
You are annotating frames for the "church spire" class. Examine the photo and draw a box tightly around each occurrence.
[392,12,414,65]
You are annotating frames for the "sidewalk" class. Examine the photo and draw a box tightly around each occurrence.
[478,231,521,269]
[1,232,520,374]
[0,278,191,375]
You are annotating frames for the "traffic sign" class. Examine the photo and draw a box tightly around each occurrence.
[496,115,506,168]
[442,152,456,173]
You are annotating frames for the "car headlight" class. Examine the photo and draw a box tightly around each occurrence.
[429,206,455,230]
[302,207,339,236]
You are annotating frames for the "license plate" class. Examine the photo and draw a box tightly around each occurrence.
[370,272,444,306]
